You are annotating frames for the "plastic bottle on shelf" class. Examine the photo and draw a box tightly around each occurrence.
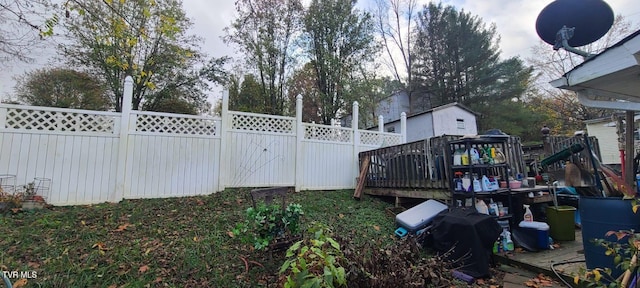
[475,199,489,214]
[523,204,533,222]
[453,149,462,165]
[472,174,482,192]
[488,199,499,216]
[489,176,499,191]
[461,149,469,165]
[454,172,464,192]
[481,175,492,191]
[470,148,480,164]
[462,172,472,192]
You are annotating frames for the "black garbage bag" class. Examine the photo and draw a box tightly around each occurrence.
[429,207,502,278]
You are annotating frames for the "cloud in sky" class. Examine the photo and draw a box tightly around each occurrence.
[1,0,639,102]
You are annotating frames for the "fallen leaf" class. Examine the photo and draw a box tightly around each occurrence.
[476,278,485,285]
[114,223,132,232]
[227,231,235,238]
[27,261,40,269]
[81,220,86,225]
[108,285,117,288]
[339,213,344,218]
[10,208,20,213]
[196,199,205,206]
[193,236,199,242]
[92,242,110,251]
[489,285,499,288]
[153,277,163,283]
[139,265,150,273]
[12,279,28,288]
[373,225,380,231]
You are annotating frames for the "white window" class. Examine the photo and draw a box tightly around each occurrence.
[456,119,465,129]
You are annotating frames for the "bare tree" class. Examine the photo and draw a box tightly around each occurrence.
[224,0,303,115]
[0,0,57,64]
[372,0,417,104]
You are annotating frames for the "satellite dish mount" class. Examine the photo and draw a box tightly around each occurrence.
[553,26,593,59]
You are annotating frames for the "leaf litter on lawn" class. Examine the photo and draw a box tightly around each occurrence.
[1,189,512,287]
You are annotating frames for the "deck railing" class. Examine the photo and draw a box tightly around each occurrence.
[358,135,527,190]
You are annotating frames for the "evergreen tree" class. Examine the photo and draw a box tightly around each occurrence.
[411,2,533,132]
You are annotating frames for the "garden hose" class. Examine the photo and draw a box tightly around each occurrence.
[1,273,11,288]
[550,260,585,288]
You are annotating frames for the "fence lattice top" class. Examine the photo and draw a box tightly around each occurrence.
[231,112,294,134]
[134,113,218,136]
[304,124,352,143]
[360,130,403,147]
[4,107,116,133]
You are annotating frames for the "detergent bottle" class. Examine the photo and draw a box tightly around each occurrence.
[481,175,492,192]
[462,172,472,192]
[461,149,469,165]
[472,174,482,192]
[475,199,489,215]
[523,204,533,222]
[453,149,463,165]
[470,148,480,165]
[488,198,499,216]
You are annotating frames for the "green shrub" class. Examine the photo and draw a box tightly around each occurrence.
[279,223,346,288]
[234,203,304,250]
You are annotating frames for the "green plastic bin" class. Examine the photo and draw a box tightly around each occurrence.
[546,206,576,241]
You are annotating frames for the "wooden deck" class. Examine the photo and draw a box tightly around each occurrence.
[495,228,586,285]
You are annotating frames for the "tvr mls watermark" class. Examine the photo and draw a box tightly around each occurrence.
[2,270,38,279]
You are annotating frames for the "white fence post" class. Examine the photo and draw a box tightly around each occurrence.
[400,112,407,143]
[114,76,134,202]
[378,115,384,133]
[295,95,303,192]
[218,90,230,192]
[352,101,360,187]
[0,107,6,129]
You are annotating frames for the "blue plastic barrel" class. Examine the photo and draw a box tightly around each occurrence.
[580,196,640,279]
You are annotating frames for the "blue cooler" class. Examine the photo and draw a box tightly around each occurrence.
[518,221,550,249]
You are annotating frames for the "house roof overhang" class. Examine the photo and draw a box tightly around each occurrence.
[551,30,640,110]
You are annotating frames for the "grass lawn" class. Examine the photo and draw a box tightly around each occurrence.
[0,189,400,287]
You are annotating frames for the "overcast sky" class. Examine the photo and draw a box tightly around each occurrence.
[1,0,639,103]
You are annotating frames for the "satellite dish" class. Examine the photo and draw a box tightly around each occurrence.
[536,0,614,48]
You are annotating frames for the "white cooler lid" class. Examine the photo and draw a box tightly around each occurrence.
[518,221,549,230]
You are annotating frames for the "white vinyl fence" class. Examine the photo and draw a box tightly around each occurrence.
[0,77,406,205]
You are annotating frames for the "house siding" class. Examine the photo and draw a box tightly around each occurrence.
[432,106,477,136]
[405,113,434,142]
[370,105,478,142]
[376,91,410,123]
